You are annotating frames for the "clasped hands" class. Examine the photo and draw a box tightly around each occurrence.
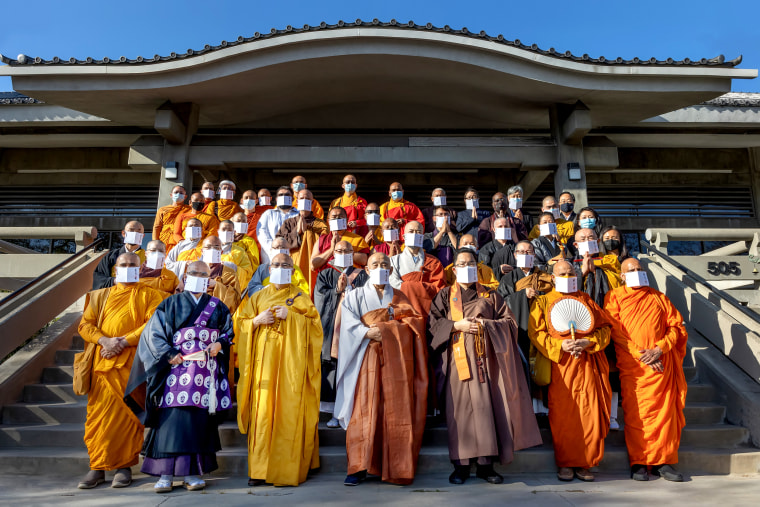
[638,346,664,373]
[453,318,482,335]
[99,336,127,359]
[561,338,591,358]
[253,306,289,327]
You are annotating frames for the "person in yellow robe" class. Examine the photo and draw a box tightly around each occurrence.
[528,195,574,244]
[217,220,254,290]
[442,234,499,289]
[231,212,261,269]
[235,252,322,487]
[243,237,310,299]
[76,252,164,489]
[138,240,180,296]
[152,185,189,251]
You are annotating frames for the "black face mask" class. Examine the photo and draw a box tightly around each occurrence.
[603,239,621,252]
[191,201,204,211]
[560,202,574,213]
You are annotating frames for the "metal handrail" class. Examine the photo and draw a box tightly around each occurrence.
[0,238,103,312]
[640,240,760,326]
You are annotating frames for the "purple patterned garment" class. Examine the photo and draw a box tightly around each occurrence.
[159,297,231,413]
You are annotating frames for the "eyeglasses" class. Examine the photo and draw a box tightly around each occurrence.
[334,249,353,254]
[187,271,209,277]
[203,246,222,251]
[454,261,477,267]
[514,250,532,255]
[271,263,293,269]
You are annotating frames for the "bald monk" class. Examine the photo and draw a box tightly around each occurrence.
[330,174,368,237]
[380,182,424,236]
[235,253,322,486]
[604,259,688,482]
[93,220,146,290]
[217,220,254,290]
[478,217,517,283]
[206,180,243,220]
[277,188,329,293]
[245,237,310,298]
[200,181,216,211]
[477,192,527,247]
[290,175,325,219]
[77,252,164,489]
[139,240,181,296]
[528,260,612,482]
[429,249,541,485]
[334,252,428,486]
[177,236,241,314]
[443,234,498,289]
[152,185,189,251]
[172,192,220,245]
[230,212,260,269]
[311,206,370,274]
[239,189,266,245]
[528,195,574,244]
[372,217,403,256]
[166,218,203,275]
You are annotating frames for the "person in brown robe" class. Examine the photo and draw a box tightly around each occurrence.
[428,248,542,485]
[334,252,429,486]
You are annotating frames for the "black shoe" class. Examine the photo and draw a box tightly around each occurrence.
[631,464,649,481]
[448,465,470,485]
[344,471,366,486]
[248,478,266,487]
[475,464,503,484]
[651,464,683,482]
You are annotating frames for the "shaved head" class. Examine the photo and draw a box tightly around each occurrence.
[405,221,423,235]
[575,228,598,243]
[202,236,222,249]
[231,212,247,223]
[368,251,389,266]
[115,252,140,267]
[271,252,293,268]
[459,234,477,248]
[124,221,143,233]
[146,240,166,253]
[552,260,574,276]
[271,237,287,249]
[621,257,642,273]
[187,261,211,277]
[335,240,353,253]
[186,218,202,229]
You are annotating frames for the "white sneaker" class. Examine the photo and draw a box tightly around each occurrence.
[326,417,340,428]
[154,475,173,493]
[610,418,620,430]
[183,475,206,491]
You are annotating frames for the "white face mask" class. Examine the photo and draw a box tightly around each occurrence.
[465,198,479,210]
[185,226,202,240]
[185,275,209,293]
[270,248,289,258]
[259,196,271,206]
[145,251,165,270]
[297,199,312,211]
[269,267,292,285]
[577,240,599,256]
[366,213,381,227]
[202,249,222,264]
[233,222,249,234]
[383,229,399,242]
[456,266,478,284]
[218,230,234,244]
[554,275,578,294]
[114,266,139,283]
[516,254,534,269]
[220,189,234,200]
[624,270,649,288]
[495,227,511,241]
[405,232,424,248]
[329,218,347,232]
[545,208,561,219]
[242,199,256,210]
[276,195,292,207]
[368,268,389,285]
[540,223,558,236]
[509,197,522,210]
[202,188,215,199]
[333,252,353,268]
[123,231,144,246]
[433,195,447,206]
[435,216,450,228]
[171,192,185,203]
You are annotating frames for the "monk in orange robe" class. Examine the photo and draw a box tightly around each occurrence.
[528,260,612,482]
[604,258,688,482]
[329,174,369,236]
[138,240,180,297]
[152,185,189,251]
[76,252,164,489]
[290,175,324,219]
[239,189,270,245]
[206,179,244,220]
[380,182,424,236]
[200,181,216,211]
[173,192,220,244]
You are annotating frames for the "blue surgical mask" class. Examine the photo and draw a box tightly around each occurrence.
[344,183,357,193]
[171,193,184,203]
[391,190,403,201]
[579,217,597,229]
[292,182,305,192]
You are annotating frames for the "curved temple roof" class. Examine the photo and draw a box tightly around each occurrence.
[0,19,743,68]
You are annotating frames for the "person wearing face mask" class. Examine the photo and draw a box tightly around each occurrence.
[230,212,261,271]
[239,189,261,241]
[362,202,383,249]
[76,252,164,490]
[423,207,459,268]
[373,217,404,256]
[532,212,569,273]
[507,185,532,232]
[176,236,241,315]
[477,217,516,282]
[314,241,369,428]
[200,181,216,212]
[334,252,428,486]
[442,235,498,289]
[166,218,204,276]
[244,188,274,243]
[311,206,370,274]
[477,192,527,247]
[528,195,575,244]
[528,260,613,483]
[256,186,299,265]
[243,237,310,298]
[205,180,243,221]
[600,226,630,264]
[389,220,446,326]
[235,253,322,487]
[604,259,688,483]
[571,228,622,309]
[429,249,541,486]
[330,174,368,236]
[573,206,603,237]
[153,185,189,251]
[138,240,180,296]
[455,187,490,239]
[558,192,577,222]
[422,188,456,234]
[380,182,424,236]
[93,221,147,290]
[216,220,254,290]
[290,175,325,220]
[124,260,234,494]
[172,192,220,245]
[277,189,329,294]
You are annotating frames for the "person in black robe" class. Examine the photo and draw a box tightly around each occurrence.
[92,220,146,289]
[455,187,491,238]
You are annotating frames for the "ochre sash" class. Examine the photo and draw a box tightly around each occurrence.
[449,283,489,381]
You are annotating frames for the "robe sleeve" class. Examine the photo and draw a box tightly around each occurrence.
[428,288,455,352]
[408,203,425,225]
[655,292,688,355]
[92,250,116,290]
[172,213,186,244]
[338,292,371,361]
[78,290,107,344]
[137,300,178,375]
[480,292,518,354]
[276,218,302,250]
[123,288,164,346]
[246,265,268,298]
[527,296,565,363]
[583,298,613,354]
[603,289,641,359]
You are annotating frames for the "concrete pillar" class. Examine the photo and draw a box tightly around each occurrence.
[550,102,591,209]
[748,148,760,225]
[155,103,200,208]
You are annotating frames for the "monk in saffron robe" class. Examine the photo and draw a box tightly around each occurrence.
[290,175,325,219]
[429,249,542,485]
[235,253,322,487]
[334,252,428,486]
[200,181,216,212]
[245,188,273,241]
[528,260,612,482]
[205,179,244,220]
[217,220,254,290]
[93,220,146,290]
[173,193,220,245]
[152,185,189,251]
[139,240,180,297]
[231,212,261,270]
[380,182,424,236]
[245,237,310,298]
[442,234,499,289]
[604,258,688,482]
[77,252,164,489]
[329,174,368,237]
[277,189,329,294]
[311,206,370,275]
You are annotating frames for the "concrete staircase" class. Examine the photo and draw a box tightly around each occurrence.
[1,333,759,477]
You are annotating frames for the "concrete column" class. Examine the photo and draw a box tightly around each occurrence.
[550,102,591,209]
[155,103,200,208]
[748,148,760,225]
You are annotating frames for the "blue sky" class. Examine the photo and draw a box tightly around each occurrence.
[1,0,759,92]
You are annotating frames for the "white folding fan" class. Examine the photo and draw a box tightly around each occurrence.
[547,296,595,340]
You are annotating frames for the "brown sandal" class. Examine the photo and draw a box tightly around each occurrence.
[557,467,574,481]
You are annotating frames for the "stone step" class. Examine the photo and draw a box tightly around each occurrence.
[2,401,88,425]
[22,383,81,404]
[54,349,80,365]
[41,366,74,384]
[684,366,698,382]
[685,384,716,403]
[71,335,84,350]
